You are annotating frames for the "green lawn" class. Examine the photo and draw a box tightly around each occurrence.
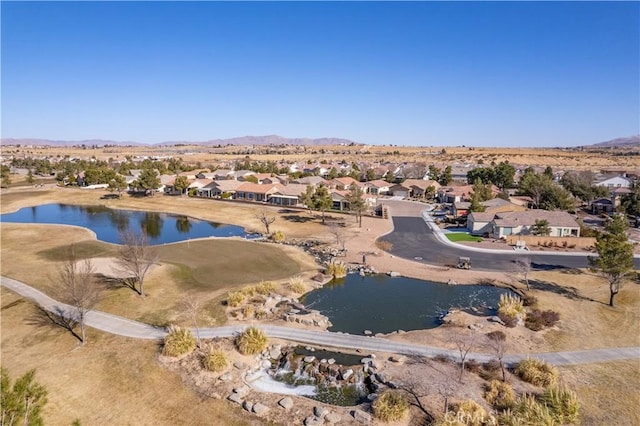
[445,232,483,243]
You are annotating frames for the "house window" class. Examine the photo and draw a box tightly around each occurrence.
[503,227,512,236]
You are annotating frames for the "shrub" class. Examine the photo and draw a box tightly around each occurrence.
[543,386,579,424]
[515,358,558,387]
[236,326,267,355]
[498,312,519,328]
[226,291,245,307]
[162,326,196,357]
[497,293,526,326]
[466,359,481,374]
[372,390,409,422]
[241,305,254,319]
[288,275,306,293]
[326,260,347,278]
[485,380,516,410]
[271,230,286,243]
[375,240,393,251]
[255,310,268,320]
[203,349,228,372]
[520,293,538,308]
[526,309,560,331]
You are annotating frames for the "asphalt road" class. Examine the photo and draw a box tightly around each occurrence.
[378,200,640,272]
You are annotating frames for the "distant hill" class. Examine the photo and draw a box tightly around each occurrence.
[1,135,361,147]
[588,135,640,148]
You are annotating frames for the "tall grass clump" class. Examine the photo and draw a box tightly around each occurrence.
[498,395,556,426]
[236,326,268,355]
[202,349,228,372]
[287,275,306,293]
[162,325,196,357]
[497,293,526,327]
[372,390,409,422]
[226,291,245,307]
[433,400,490,426]
[515,358,558,387]
[542,386,579,424]
[271,230,286,243]
[254,281,277,295]
[484,380,516,410]
[326,260,347,278]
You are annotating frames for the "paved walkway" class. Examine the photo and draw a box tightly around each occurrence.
[3,276,638,367]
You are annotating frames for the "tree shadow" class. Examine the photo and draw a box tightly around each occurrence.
[95,273,140,295]
[530,262,569,272]
[26,305,83,343]
[281,215,313,223]
[528,279,600,303]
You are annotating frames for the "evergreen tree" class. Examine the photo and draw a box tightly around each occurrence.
[589,214,635,307]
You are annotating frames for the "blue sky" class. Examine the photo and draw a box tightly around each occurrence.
[2,1,638,147]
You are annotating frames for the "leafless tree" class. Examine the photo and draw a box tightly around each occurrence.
[514,257,532,290]
[485,330,508,382]
[451,331,479,383]
[255,208,276,235]
[54,253,102,345]
[182,296,202,348]
[399,355,458,419]
[115,230,159,297]
[327,222,347,250]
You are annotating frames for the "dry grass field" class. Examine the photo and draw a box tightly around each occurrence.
[1,186,639,425]
[5,143,640,171]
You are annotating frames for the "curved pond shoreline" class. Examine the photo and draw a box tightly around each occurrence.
[0,203,247,245]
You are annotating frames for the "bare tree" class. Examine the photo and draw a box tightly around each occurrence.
[485,330,508,382]
[182,296,202,349]
[451,331,479,383]
[54,253,102,345]
[327,222,347,251]
[115,230,159,297]
[255,209,276,235]
[514,257,532,290]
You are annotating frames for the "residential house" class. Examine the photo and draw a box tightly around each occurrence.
[291,176,327,187]
[364,180,391,195]
[197,180,244,198]
[595,175,633,189]
[404,179,440,199]
[455,197,525,219]
[590,197,615,214]
[269,184,307,206]
[233,170,258,181]
[490,210,580,239]
[212,169,234,180]
[328,176,360,190]
[235,183,280,202]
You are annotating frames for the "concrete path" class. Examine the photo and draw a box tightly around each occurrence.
[3,276,638,367]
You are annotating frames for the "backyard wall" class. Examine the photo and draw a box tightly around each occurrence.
[506,235,596,250]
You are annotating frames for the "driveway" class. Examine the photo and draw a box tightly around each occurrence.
[378,200,640,272]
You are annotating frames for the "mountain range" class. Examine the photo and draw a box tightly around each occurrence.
[0,135,360,147]
[587,135,640,148]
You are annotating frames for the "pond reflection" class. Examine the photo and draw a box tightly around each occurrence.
[1,204,246,245]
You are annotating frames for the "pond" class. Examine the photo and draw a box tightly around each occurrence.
[0,203,247,245]
[302,274,510,335]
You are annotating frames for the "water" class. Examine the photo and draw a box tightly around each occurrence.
[302,274,510,334]
[0,203,246,245]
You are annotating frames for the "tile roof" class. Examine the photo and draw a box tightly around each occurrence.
[492,210,579,228]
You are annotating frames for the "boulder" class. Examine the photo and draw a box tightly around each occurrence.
[325,412,342,424]
[261,360,272,368]
[353,409,372,424]
[488,316,505,325]
[242,401,254,412]
[232,385,250,397]
[304,356,316,363]
[269,348,282,360]
[389,355,405,364]
[304,416,323,426]
[341,368,354,381]
[367,393,378,401]
[278,397,293,410]
[233,362,248,370]
[363,330,372,335]
[327,358,336,365]
[252,403,269,416]
[227,393,242,404]
[375,373,387,383]
[314,406,329,418]
[388,271,401,277]
[218,373,232,382]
